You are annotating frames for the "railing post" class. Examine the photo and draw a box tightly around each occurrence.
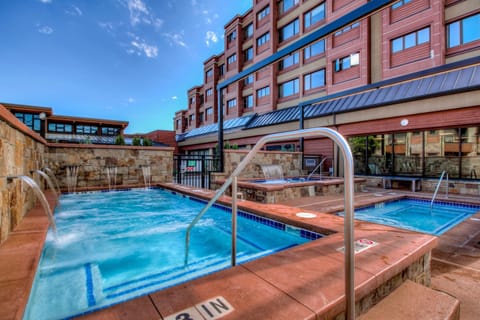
[232,176,238,266]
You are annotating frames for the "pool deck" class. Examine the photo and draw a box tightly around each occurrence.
[0,186,479,319]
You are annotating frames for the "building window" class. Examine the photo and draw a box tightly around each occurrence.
[391,27,430,53]
[334,53,359,72]
[391,0,412,9]
[227,54,237,64]
[48,122,73,133]
[189,97,195,105]
[227,98,237,108]
[279,18,299,42]
[101,127,120,136]
[257,5,270,21]
[206,107,213,115]
[304,69,326,91]
[279,52,299,70]
[244,47,254,62]
[199,112,204,123]
[447,13,480,48]
[206,88,213,97]
[304,3,325,29]
[244,74,254,85]
[188,114,195,125]
[218,64,225,76]
[14,112,42,132]
[257,32,270,46]
[334,22,360,36]
[278,78,299,98]
[278,0,299,14]
[76,125,98,135]
[244,23,253,39]
[205,68,213,78]
[257,86,270,98]
[243,95,253,109]
[303,39,325,60]
[227,30,236,43]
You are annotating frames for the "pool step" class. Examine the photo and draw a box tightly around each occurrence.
[358,280,460,320]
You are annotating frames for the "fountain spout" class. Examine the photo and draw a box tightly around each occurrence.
[7,175,57,233]
[140,165,151,189]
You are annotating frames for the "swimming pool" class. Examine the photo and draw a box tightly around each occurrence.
[24,188,321,320]
[342,198,480,236]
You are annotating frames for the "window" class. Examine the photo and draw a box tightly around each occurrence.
[243,95,253,109]
[48,122,73,133]
[227,98,237,109]
[257,86,270,98]
[278,0,299,14]
[227,30,236,43]
[205,68,213,78]
[391,0,412,9]
[206,107,213,115]
[189,97,195,105]
[257,5,270,21]
[257,32,270,46]
[206,88,213,97]
[279,18,299,42]
[188,114,195,125]
[227,54,237,64]
[391,27,430,53]
[244,47,253,62]
[14,112,42,132]
[176,119,180,130]
[76,125,98,135]
[244,74,254,85]
[244,23,253,39]
[334,22,360,36]
[334,53,359,72]
[303,39,325,60]
[304,69,325,91]
[447,13,480,48]
[101,127,120,136]
[279,78,299,98]
[278,52,299,70]
[199,112,204,123]
[218,64,225,76]
[304,3,325,28]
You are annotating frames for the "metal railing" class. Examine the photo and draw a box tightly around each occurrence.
[307,156,329,180]
[430,170,448,208]
[184,127,356,319]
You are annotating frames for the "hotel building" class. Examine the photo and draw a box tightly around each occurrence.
[174,0,480,182]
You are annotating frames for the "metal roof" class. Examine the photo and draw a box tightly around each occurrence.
[177,114,255,141]
[245,106,299,129]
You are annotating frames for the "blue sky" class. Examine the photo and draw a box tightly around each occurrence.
[0,0,252,133]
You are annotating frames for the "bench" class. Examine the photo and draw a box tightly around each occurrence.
[382,176,421,192]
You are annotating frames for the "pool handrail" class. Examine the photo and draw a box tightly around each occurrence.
[307,156,329,181]
[184,127,356,320]
[430,170,448,208]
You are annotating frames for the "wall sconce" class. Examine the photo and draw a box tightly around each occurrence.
[400,119,409,126]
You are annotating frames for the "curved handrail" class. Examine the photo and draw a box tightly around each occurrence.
[184,127,356,319]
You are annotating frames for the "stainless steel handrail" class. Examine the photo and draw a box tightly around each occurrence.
[184,127,356,319]
[430,170,448,208]
[307,156,329,180]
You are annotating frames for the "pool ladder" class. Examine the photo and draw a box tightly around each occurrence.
[184,127,357,320]
[430,170,448,208]
[307,156,329,180]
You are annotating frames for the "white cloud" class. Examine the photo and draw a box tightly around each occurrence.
[128,97,135,103]
[98,22,115,34]
[120,0,163,29]
[163,32,188,48]
[171,96,178,100]
[205,31,218,47]
[39,0,52,3]
[65,5,83,16]
[38,25,53,35]
[127,33,158,58]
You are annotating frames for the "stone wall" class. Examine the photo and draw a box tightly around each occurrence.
[223,149,303,179]
[0,117,47,244]
[46,145,174,190]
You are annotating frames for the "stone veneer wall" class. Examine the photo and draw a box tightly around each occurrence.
[46,145,174,190]
[0,115,47,244]
[223,149,303,179]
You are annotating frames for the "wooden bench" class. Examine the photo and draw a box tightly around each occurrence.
[382,176,421,192]
[359,280,460,320]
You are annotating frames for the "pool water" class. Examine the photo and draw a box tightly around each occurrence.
[24,188,321,320]
[343,198,480,235]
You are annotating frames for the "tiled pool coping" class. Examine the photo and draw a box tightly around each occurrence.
[0,184,438,320]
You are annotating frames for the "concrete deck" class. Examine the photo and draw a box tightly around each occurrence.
[0,186,478,319]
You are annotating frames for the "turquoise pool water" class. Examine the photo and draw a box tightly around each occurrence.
[342,198,480,235]
[24,188,321,320]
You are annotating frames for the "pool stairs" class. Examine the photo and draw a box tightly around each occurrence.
[358,280,460,320]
